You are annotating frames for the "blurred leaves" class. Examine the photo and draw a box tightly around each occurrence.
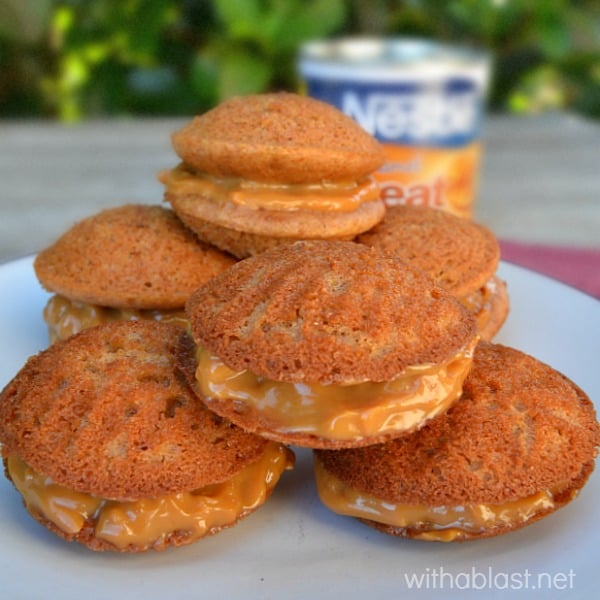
[198,0,347,99]
[349,0,600,119]
[0,0,52,42]
[0,0,598,121]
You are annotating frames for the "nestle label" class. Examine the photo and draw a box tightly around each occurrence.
[304,80,483,147]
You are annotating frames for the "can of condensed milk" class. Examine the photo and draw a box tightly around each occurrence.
[298,38,491,218]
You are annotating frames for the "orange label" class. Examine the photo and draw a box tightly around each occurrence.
[374,142,482,219]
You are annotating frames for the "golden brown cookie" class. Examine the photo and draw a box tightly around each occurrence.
[160,92,387,258]
[356,205,509,339]
[180,240,479,449]
[170,92,384,183]
[34,204,236,342]
[314,342,600,541]
[0,321,294,552]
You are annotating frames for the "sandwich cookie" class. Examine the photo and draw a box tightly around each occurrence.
[160,92,386,258]
[179,240,479,449]
[0,321,294,552]
[34,204,236,342]
[356,205,509,340]
[314,342,600,541]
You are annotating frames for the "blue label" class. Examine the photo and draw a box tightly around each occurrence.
[305,78,484,147]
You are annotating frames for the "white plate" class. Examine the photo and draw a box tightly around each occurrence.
[0,256,598,600]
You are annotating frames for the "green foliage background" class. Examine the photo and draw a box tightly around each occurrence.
[1,0,598,122]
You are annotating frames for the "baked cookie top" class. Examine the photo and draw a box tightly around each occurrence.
[0,321,269,501]
[316,342,600,505]
[34,204,235,309]
[186,240,477,384]
[356,205,500,297]
[171,92,385,184]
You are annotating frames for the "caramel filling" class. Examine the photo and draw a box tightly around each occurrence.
[314,458,557,542]
[460,276,500,333]
[195,339,476,441]
[43,294,188,343]
[158,164,380,213]
[7,444,293,550]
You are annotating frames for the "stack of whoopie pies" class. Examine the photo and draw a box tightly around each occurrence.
[0,92,598,554]
[179,238,598,542]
